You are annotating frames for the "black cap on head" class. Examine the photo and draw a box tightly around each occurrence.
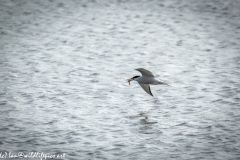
[132,76,140,79]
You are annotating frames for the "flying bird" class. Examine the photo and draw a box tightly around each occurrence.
[128,68,169,96]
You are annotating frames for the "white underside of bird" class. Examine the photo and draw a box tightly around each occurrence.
[128,68,169,96]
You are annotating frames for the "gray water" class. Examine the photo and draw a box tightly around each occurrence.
[0,0,240,159]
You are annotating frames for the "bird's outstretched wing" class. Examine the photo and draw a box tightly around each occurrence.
[135,68,154,77]
[138,83,153,96]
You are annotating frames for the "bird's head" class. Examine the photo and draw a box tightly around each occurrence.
[127,76,140,85]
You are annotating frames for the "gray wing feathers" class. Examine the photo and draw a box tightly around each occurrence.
[138,83,153,96]
[135,68,154,77]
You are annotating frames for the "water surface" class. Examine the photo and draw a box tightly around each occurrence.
[0,0,240,159]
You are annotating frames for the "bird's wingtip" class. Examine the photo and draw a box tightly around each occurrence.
[135,68,144,70]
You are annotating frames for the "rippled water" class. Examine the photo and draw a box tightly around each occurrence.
[0,0,240,159]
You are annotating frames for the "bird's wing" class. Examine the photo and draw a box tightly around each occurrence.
[135,68,154,77]
[138,83,153,96]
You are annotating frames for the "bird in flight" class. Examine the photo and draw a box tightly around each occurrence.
[128,68,169,96]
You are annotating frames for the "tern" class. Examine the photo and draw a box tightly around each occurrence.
[128,68,169,96]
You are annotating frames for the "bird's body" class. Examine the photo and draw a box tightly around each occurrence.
[128,68,169,96]
[134,76,163,85]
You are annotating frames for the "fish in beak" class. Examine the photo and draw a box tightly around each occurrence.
[128,79,133,85]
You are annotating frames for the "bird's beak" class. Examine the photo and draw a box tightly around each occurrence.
[128,79,133,85]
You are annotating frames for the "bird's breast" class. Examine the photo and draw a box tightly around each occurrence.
[136,77,157,84]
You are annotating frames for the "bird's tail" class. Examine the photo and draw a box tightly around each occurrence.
[159,81,171,86]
